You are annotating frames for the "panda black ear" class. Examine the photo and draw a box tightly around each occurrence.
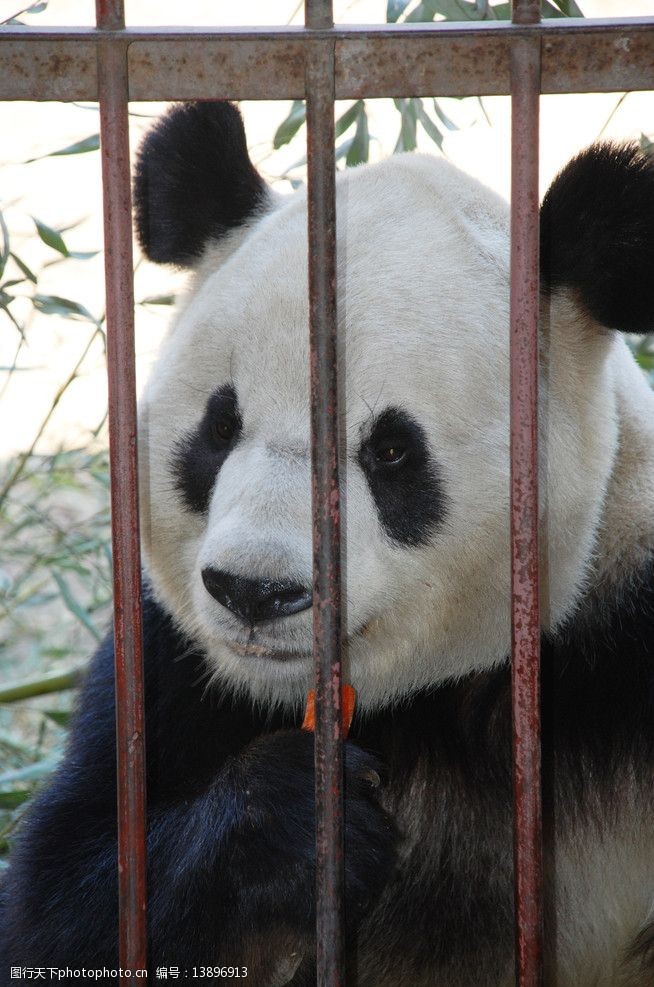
[539,142,654,333]
[133,101,268,267]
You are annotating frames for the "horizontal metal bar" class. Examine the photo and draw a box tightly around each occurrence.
[0,19,653,100]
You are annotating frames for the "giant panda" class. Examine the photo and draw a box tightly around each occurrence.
[1,100,654,987]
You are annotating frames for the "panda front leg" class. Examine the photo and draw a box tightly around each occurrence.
[146,729,397,984]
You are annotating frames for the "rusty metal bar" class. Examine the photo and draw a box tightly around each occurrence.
[96,0,124,30]
[305,1,344,985]
[510,0,543,983]
[95,0,147,978]
[1,19,654,101]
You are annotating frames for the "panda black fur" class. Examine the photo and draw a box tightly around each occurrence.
[2,102,654,986]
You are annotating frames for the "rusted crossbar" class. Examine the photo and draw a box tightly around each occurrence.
[1,19,653,100]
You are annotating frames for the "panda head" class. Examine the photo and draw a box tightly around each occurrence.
[134,102,654,708]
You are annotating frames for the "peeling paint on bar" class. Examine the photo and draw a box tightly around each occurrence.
[510,1,544,982]
[95,0,148,980]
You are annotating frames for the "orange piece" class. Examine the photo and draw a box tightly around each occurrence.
[302,683,357,738]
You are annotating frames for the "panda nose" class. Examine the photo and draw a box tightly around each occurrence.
[201,567,313,623]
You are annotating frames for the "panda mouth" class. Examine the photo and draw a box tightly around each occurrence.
[221,618,376,663]
[224,638,310,663]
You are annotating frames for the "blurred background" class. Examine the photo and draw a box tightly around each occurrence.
[1,0,653,865]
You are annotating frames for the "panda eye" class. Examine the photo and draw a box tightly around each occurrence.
[373,439,408,467]
[210,417,236,447]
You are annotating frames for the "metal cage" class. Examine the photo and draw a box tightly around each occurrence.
[2,1,654,983]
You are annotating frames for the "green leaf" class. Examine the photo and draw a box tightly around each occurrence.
[0,756,61,787]
[406,0,480,22]
[68,250,100,261]
[540,0,566,17]
[0,790,31,809]
[386,0,412,22]
[416,100,445,149]
[549,0,583,14]
[51,570,101,640]
[432,98,459,131]
[33,218,69,257]
[43,709,71,728]
[0,668,83,704]
[273,100,306,149]
[32,294,95,322]
[8,252,37,284]
[393,98,418,153]
[335,138,355,163]
[0,211,9,281]
[346,105,370,167]
[25,133,99,164]
[139,293,176,306]
[335,100,363,139]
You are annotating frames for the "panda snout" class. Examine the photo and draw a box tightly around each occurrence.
[201,567,312,623]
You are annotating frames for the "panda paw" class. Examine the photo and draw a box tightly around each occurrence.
[227,729,398,932]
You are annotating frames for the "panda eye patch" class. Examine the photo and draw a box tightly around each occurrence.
[358,406,446,546]
[172,383,242,514]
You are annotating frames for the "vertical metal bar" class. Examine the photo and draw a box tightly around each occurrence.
[95,2,148,979]
[510,2,543,985]
[305,2,344,986]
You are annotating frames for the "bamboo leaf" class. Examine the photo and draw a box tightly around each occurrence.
[0,211,9,280]
[416,100,445,149]
[393,98,418,153]
[51,569,102,641]
[8,252,37,283]
[346,105,370,167]
[273,100,306,149]
[432,98,459,131]
[139,293,176,306]
[0,668,83,704]
[32,294,95,322]
[540,0,567,17]
[386,0,412,22]
[43,709,71,728]
[0,756,61,787]
[32,218,69,257]
[335,100,363,139]
[67,250,100,261]
[25,133,99,164]
[406,0,480,22]
[547,0,584,15]
[0,790,31,809]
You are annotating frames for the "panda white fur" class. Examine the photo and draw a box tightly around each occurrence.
[2,101,654,986]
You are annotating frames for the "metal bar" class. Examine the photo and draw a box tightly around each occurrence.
[1,19,654,100]
[510,0,543,983]
[305,1,344,985]
[95,0,147,979]
[96,0,125,30]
